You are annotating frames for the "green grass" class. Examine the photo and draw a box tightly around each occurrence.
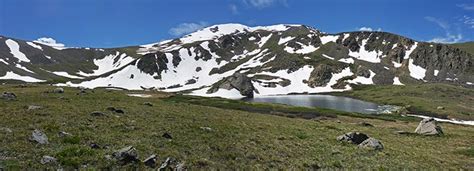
[0,84,473,169]
[329,84,474,120]
[452,42,474,55]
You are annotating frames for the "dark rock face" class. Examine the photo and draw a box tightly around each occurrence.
[30,129,49,145]
[415,118,443,135]
[112,146,139,165]
[337,132,369,144]
[208,72,256,98]
[162,132,173,139]
[411,43,473,82]
[307,64,333,87]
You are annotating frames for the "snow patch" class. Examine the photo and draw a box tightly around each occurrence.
[77,52,134,77]
[5,39,30,62]
[284,43,318,54]
[392,61,402,68]
[322,54,334,60]
[403,42,418,59]
[27,42,43,50]
[434,70,439,76]
[0,59,8,65]
[320,35,339,44]
[348,39,382,63]
[0,71,45,82]
[278,36,294,45]
[348,70,375,85]
[52,72,84,79]
[15,64,35,73]
[407,114,474,126]
[393,77,404,85]
[408,59,426,80]
[189,87,245,99]
[338,58,354,64]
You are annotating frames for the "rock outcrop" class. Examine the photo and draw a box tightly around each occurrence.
[208,72,256,98]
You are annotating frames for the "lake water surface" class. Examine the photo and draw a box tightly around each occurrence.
[245,94,380,114]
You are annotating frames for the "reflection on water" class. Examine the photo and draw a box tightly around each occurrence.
[244,95,380,114]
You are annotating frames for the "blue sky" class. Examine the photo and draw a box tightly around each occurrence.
[1,0,473,48]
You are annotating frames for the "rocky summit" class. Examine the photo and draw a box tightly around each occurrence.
[0,24,473,98]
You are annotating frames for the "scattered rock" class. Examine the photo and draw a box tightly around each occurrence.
[358,137,384,150]
[200,127,213,132]
[143,102,153,106]
[90,111,106,117]
[437,106,445,110]
[27,105,42,111]
[114,109,125,114]
[143,154,157,168]
[58,131,72,137]
[415,118,443,136]
[30,129,49,144]
[159,157,185,170]
[0,127,12,133]
[395,130,411,135]
[358,122,374,127]
[337,132,369,144]
[53,88,64,94]
[162,133,173,139]
[40,156,57,165]
[1,92,17,100]
[112,146,139,165]
[89,143,101,149]
[106,107,125,114]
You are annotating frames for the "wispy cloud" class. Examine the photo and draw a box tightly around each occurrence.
[457,4,474,10]
[425,16,463,44]
[230,4,239,14]
[242,0,287,9]
[169,22,209,36]
[358,27,382,32]
[461,15,474,29]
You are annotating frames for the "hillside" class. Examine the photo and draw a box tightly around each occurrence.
[0,24,473,99]
[0,85,473,169]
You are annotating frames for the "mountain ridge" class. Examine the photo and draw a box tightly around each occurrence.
[0,24,472,98]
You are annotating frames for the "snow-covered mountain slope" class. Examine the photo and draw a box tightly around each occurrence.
[1,24,473,98]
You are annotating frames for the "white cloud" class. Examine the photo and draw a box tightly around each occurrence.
[230,4,239,14]
[425,16,463,44]
[243,0,287,8]
[169,22,209,36]
[33,37,66,49]
[358,27,382,32]
[457,4,474,10]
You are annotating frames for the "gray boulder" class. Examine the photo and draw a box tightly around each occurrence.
[112,146,139,165]
[358,137,384,150]
[415,118,443,135]
[40,156,57,165]
[30,129,49,144]
[2,92,16,100]
[337,132,369,144]
[159,157,185,171]
[27,105,42,111]
[53,88,64,93]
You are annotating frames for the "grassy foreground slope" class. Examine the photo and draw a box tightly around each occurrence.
[0,85,473,169]
[330,84,474,120]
